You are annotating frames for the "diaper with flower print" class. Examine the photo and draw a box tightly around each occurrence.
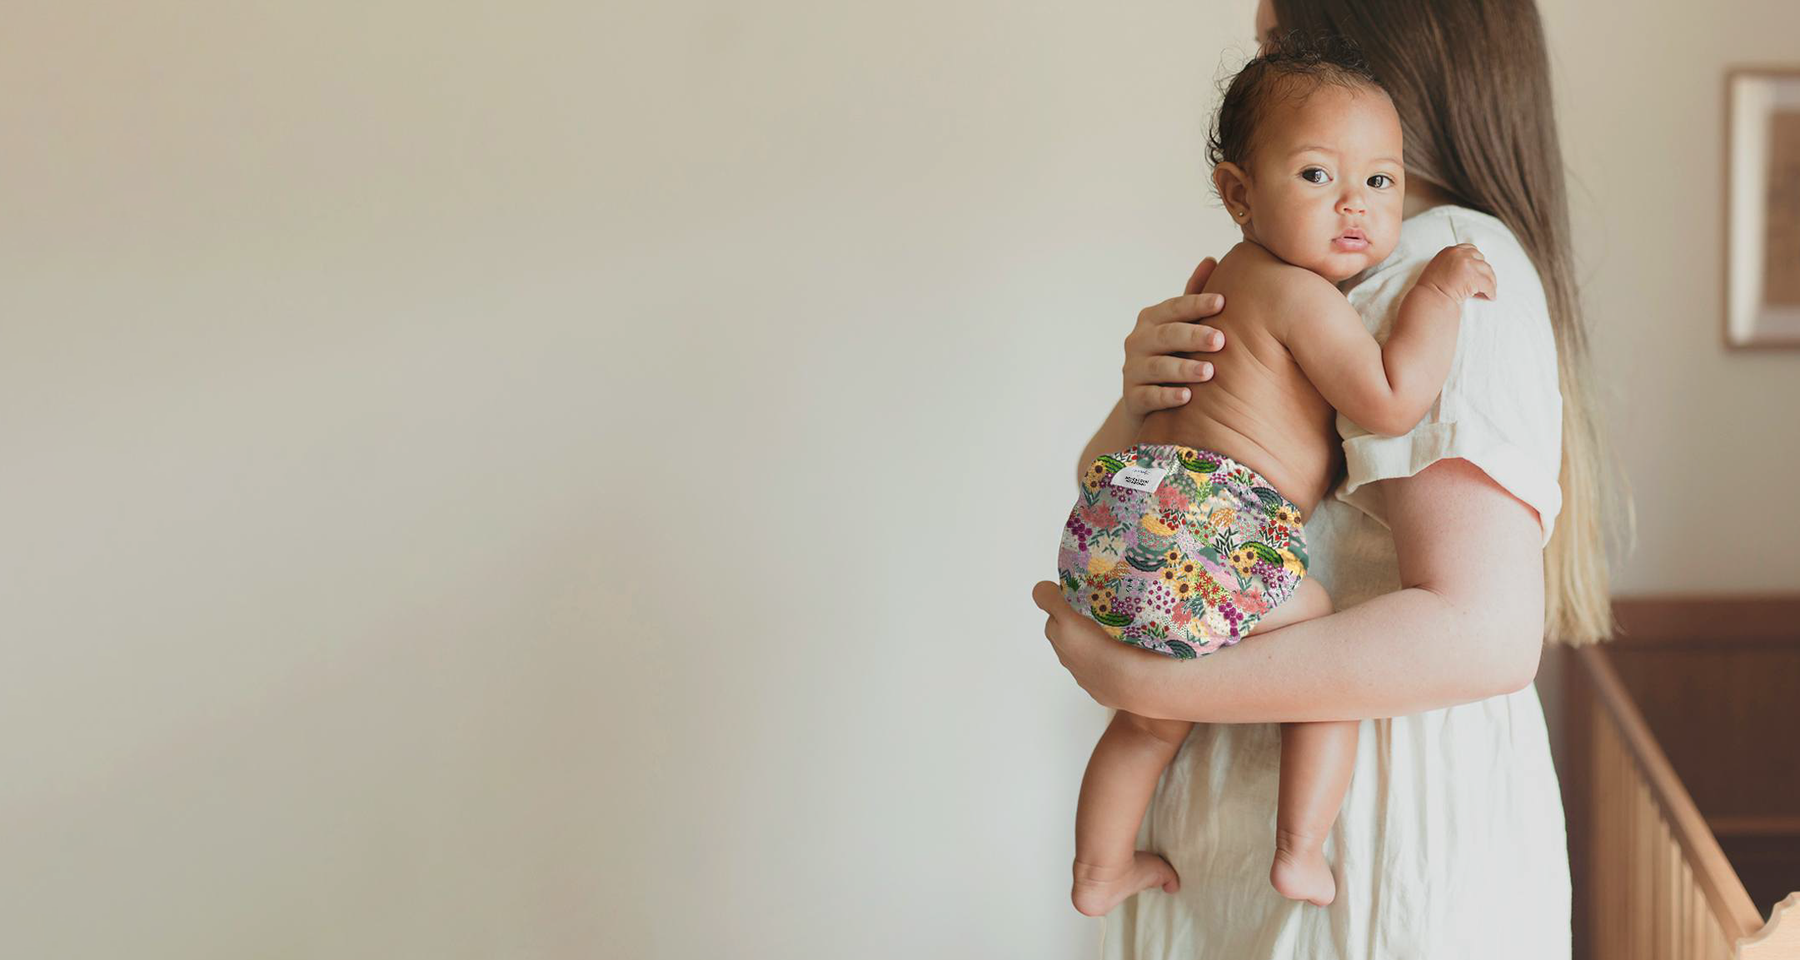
[1056,442,1310,659]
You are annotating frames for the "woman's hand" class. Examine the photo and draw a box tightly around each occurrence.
[1074,257,1232,486]
[1031,580,1162,713]
[1122,257,1230,417]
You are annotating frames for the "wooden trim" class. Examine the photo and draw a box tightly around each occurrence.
[1578,645,1766,942]
[1708,815,1800,839]
[1611,595,1800,645]
[1740,893,1800,959]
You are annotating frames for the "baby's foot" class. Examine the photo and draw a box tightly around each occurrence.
[1269,830,1336,906]
[1071,851,1181,917]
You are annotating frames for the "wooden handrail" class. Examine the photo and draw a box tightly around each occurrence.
[1579,644,1766,942]
[1742,895,1800,959]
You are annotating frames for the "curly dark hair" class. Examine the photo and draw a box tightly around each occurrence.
[1205,31,1387,175]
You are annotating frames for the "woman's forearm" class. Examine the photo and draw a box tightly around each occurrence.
[1125,458,1549,723]
[1076,398,1143,487]
[1129,584,1538,723]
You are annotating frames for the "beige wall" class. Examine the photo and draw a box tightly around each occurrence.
[0,1,1793,957]
[1543,1,1800,592]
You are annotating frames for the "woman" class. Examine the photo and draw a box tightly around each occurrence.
[1031,0,1628,956]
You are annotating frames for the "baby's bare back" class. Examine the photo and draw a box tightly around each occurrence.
[1134,242,1346,518]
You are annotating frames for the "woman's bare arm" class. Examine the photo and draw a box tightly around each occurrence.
[1034,456,1547,722]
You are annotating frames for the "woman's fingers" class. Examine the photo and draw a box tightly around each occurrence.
[1033,580,1083,654]
[1126,314,1224,359]
[1031,580,1070,622]
[1129,353,1214,383]
[1121,346,1216,412]
[1120,330,1218,410]
[1033,581,1090,689]
[1159,355,1214,381]
[1144,292,1225,326]
[1033,581,1134,710]
[1123,266,1227,417]
[1127,384,1196,411]
[1164,321,1225,355]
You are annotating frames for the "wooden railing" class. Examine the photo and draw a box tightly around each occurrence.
[1582,645,1800,959]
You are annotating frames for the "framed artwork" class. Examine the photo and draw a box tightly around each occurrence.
[1725,68,1800,349]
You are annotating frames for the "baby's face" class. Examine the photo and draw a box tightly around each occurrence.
[1238,83,1405,282]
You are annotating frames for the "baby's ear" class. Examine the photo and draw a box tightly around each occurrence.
[1213,162,1252,222]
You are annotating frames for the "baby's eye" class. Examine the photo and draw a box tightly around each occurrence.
[1368,173,1395,189]
[1299,167,1329,185]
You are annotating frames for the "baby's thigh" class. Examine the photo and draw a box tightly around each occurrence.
[1114,709,1195,750]
[1252,577,1333,634]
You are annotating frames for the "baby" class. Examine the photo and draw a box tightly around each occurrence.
[1057,34,1496,916]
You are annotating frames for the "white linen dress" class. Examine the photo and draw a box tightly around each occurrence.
[1099,204,1571,959]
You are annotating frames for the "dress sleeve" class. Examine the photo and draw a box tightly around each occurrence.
[1335,211,1565,548]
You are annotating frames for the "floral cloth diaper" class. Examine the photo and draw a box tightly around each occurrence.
[1057,442,1310,659]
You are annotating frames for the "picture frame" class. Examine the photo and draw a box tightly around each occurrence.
[1725,68,1800,349]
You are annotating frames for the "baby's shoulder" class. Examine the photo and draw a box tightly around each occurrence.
[1213,241,1346,321]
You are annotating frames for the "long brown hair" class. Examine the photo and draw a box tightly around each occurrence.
[1270,0,1634,646]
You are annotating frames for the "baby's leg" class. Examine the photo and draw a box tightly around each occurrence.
[1240,576,1355,905]
[1271,719,1358,905]
[1070,709,1193,917]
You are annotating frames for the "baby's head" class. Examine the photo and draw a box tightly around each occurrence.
[1207,34,1405,282]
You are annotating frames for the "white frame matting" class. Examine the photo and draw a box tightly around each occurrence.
[1725,68,1800,349]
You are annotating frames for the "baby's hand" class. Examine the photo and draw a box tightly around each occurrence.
[1417,243,1497,304]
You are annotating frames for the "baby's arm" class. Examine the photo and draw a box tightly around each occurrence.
[1281,243,1496,437]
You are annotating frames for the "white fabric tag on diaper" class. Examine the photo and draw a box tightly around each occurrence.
[1109,464,1168,493]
